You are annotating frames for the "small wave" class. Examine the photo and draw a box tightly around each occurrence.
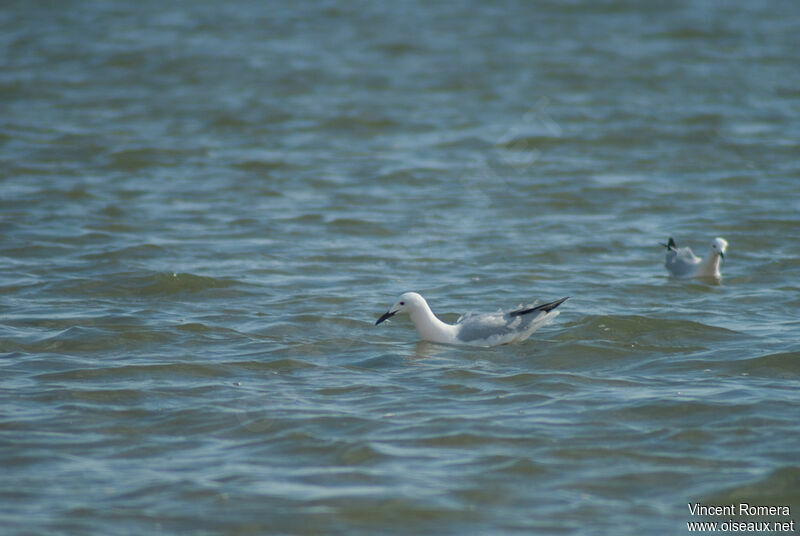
[82,243,164,261]
[701,466,800,508]
[317,115,399,133]
[229,358,318,373]
[37,186,97,200]
[107,147,201,171]
[370,42,427,56]
[35,361,230,383]
[431,135,491,150]
[232,159,293,174]
[569,314,746,350]
[147,272,241,294]
[494,134,562,151]
[208,113,252,130]
[58,271,244,299]
[726,351,800,378]
[325,217,391,236]
[27,326,116,355]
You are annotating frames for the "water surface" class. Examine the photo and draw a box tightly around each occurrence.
[1,1,799,534]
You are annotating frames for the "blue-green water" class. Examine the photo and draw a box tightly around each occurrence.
[2,1,799,534]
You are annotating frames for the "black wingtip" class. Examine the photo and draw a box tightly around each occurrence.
[538,296,569,313]
[510,296,569,317]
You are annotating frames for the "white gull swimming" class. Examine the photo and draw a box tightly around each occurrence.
[662,237,728,279]
[375,292,568,347]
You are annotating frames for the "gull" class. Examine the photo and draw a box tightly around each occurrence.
[661,237,728,279]
[375,292,568,347]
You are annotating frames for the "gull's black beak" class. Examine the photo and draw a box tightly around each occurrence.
[375,310,396,325]
[720,251,725,261]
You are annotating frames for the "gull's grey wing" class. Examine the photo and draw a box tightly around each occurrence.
[454,311,517,343]
[665,246,701,277]
[455,297,568,344]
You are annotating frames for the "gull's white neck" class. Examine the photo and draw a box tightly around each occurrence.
[409,301,458,344]
[695,251,722,278]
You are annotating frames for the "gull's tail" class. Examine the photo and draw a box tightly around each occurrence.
[509,296,569,317]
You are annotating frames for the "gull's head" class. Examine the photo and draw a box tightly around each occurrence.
[375,292,426,325]
[710,237,728,260]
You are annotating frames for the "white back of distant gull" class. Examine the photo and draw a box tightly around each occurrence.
[662,237,728,279]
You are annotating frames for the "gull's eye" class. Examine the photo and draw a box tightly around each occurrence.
[399,301,405,306]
